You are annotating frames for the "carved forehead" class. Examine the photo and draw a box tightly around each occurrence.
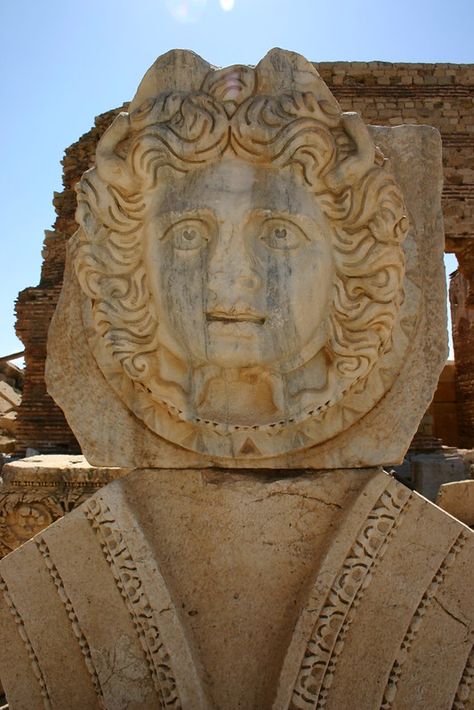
[148,159,327,219]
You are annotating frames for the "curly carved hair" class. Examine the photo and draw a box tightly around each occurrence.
[73,53,407,420]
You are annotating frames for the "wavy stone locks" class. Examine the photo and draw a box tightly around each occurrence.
[45,48,446,468]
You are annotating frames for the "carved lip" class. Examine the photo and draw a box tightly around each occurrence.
[206,310,266,325]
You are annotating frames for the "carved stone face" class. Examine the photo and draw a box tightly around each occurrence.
[67,49,410,460]
[145,159,335,372]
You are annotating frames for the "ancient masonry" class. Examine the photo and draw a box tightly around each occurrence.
[14,62,474,453]
[15,106,128,454]
[450,272,474,448]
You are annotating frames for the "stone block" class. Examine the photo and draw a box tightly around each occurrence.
[0,468,473,709]
[437,479,474,526]
[412,449,470,501]
[0,49,470,710]
[0,455,127,558]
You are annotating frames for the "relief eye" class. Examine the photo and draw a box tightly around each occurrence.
[169,221,210,251]
[261,221,306,251]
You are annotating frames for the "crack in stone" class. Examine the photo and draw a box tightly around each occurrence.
[434,597,470,629]
[252,490,342,509]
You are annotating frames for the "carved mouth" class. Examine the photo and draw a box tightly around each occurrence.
[207,311,266,325]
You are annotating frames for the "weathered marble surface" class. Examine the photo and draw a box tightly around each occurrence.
[437,479,474,526]
[46,49,447,469]
[0,455,126,558]
[0,467,473,710]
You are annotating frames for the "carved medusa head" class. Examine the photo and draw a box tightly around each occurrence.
[72,49,408,459]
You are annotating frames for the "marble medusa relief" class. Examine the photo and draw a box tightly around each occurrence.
[54,49,424,462]
[46,50,446,468]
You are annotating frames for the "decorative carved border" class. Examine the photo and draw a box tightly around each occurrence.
[0,572,52,709]
[84,496,181,708]
[380,530,469,709]
[35,537,106,707]
[290,481,411,709]
[0,470,123,558]
[453,643,474,710]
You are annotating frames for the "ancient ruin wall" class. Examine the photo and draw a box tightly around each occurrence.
[450,271,474,448]
[15,106,127,453]
[14,63,474,453]
[316,62,474,252]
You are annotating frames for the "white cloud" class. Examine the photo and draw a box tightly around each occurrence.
[220,0,234,11]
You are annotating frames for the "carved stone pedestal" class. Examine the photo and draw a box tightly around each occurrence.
[0,467,473,709]
[437,479,474,527]
[0,455,126,558]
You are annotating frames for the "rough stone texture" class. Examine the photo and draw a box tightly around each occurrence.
[0,467,473,709]
[451,270,474,447]
[431,361,459,446]
[437,479,474,526]
[14,61,474,456]
[411,449,470,501]
[409,361,459,450]
[0,381,20,455]
[46,52,447,469]
[0,455,126,558]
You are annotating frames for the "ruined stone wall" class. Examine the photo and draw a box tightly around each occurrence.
[315,61,474,257]
[14,63,474,453]
[450,272,474,447]
[15,106,127,453]
[315,63,474,449]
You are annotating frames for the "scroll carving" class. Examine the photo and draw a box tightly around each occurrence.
[70,48,411,460]
[0,494,61,558]
[0,465,122,558]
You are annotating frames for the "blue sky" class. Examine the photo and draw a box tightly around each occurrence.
[1,0,473,359]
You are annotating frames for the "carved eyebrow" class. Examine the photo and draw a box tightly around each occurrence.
[156,207,215,221]
[248,208,294,219]
[155,208,216,238]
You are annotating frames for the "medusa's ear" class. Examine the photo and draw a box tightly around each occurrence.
[325,113,376,192]
[128,49,211,113]
[255,48,340,107]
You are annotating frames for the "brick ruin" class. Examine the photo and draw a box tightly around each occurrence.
[15,106,127,453]
[450,272,474,448]
[14,62,474,454]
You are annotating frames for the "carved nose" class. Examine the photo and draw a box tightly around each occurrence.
[208,268,262,297]
[236,271,261,291]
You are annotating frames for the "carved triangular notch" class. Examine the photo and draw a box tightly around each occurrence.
[182,431,205,452]
[239,437,261,456]
[293,431,314,449]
